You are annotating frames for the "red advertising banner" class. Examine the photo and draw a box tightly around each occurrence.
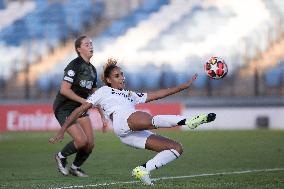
[136,103,182,115]
[0,104,57,131]
[0,103,182,132]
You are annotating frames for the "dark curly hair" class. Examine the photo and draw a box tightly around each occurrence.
[101,58,118,86]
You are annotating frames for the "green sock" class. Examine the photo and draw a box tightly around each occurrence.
[73,150,91,167]
[61,141,77,157]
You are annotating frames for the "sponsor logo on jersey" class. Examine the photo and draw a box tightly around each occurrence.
[63,76,73,83]
[67,70,75,77]
[111,89,134,102]
[80,80,93,89]
[80,80,86,87]
[86,81,93,89]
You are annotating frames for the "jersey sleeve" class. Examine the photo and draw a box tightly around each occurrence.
[132,91,147,104]
[63,62,77,84]
[86,88,102,107]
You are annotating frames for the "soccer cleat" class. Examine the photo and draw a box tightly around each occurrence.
[132,166,153,185]
[55,154,69,176]
[69,167,89,177]
[186,113,216,129]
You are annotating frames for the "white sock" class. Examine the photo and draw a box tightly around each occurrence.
[145,149,180,172]
[58,152,66,159]
[71,163,79,169]
[152,115,186,128]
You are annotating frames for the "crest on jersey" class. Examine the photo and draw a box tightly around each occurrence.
[67,70,75,77]
[80,80,86,87]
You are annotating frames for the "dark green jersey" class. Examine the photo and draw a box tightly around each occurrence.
[53,56,97,112]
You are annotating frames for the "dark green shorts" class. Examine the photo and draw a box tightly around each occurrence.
[54,108,89,127]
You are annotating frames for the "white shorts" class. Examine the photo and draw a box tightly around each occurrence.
[112,108,154,149]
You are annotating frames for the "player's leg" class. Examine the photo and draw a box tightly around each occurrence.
[122,132,182,185]
[127,111,216,131]
[55,124,88,176]
[132,134,183,185]
[69,116,94,177]
[127,111,183,130]
[54,110,88,176]
[143,134,183,171]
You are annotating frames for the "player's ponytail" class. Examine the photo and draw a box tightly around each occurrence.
[101,58,118,86]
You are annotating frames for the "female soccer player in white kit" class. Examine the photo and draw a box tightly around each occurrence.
[49,58,216,185]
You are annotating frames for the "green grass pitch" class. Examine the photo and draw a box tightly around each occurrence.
[0,130,284,189]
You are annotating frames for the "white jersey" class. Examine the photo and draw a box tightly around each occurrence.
[86,86,147,117]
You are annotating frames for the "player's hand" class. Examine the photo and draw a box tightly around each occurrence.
[101,118,108,133]
[49,130,65,144]
[191,73,198,81]
[184,73,198,88]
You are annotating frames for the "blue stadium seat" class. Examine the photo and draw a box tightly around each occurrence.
[3,20,29,46]
[0,0,105,47]
[93,1,105,17]
[280,60,284,68]
[50,74,62,90]
[34,0,48,9]
[160,71,176,88]
[125,72,144,89]
[0,0,5,9]
[36,75,52,93]
[141,65,161,89]
[63,0,104,34]
[25,12,44,39]
[40,3,69,39]
[96,0,169,48]
[175,72,190,85]
[141,0,169,12]
[193,74,207,88]
[265,68,281,87]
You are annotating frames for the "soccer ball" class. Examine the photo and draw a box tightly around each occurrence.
[204,57,228,79]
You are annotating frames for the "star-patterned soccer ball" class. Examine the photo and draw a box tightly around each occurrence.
[204,57,228,79]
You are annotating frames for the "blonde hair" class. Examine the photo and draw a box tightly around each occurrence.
[101,58,118,86]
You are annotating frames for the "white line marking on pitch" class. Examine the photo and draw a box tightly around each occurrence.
[49,168,284,189]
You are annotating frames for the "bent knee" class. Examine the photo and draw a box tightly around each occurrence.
[82,138,94,153]
[173,142,183,155]
[86,142,94,153]
[74,138,88,149]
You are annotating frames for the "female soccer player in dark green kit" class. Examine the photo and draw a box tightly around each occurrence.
[53,36,106,177]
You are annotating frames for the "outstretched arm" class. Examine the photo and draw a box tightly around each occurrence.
[49,102,93,143]
[96,105,108,133]
[146,73,198,103]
